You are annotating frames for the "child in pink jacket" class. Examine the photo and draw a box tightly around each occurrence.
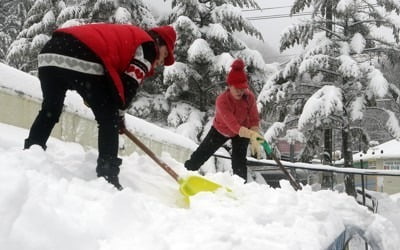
[184,59,263,180]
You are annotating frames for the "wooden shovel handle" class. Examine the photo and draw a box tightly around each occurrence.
[270,153,302,191]
[260,140,302,190]
[122,128,180,182]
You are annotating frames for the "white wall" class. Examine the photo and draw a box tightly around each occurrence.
[0,89,196,162]
[0,63,198,163]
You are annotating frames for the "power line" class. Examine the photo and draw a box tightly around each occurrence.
[267,54,301,60]
[244,3,380,21]
[242,5,293,12]
[247,12,313,21]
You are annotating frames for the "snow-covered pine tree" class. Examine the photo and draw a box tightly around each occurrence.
[0,0,34,62]
[167,0,265,109]
[379,56,400,134]
[113,0,156,28]
[56,0,156,28]
[131,0,270,144]
[257,0,400,196]
[6,0,65,73]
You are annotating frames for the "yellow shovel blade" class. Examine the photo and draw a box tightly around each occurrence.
[178,175,223,197]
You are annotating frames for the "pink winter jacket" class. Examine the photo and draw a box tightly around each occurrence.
[213,89,260,138]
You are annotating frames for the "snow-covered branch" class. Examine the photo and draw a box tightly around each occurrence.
[298,85,343,130]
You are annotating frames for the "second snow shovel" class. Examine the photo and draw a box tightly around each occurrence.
[122,128,224,199]
[259,140,302,191]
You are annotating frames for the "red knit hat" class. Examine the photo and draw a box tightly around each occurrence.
[226,59,248,89]
[150,25,176,66]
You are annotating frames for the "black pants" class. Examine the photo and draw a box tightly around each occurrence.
[184,126,249,180]
[25,66,120,161]
[25,33,121,165]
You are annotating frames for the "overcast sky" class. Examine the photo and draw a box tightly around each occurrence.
[242,0,303,61]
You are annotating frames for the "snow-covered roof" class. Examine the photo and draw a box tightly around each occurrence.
[0,63,41,99]
[353,139,400,161]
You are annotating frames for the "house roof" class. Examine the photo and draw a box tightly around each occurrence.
[353,139,400,162]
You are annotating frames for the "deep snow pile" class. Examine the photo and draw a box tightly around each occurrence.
[0,123,399,250]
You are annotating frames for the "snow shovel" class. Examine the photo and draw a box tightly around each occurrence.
[122,128,225,199]
[259,140,302,191]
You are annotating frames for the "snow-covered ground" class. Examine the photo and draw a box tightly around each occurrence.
[1,122,400,250]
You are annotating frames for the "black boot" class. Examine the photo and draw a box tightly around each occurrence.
[24,138,47,150]
[96,157,123,190]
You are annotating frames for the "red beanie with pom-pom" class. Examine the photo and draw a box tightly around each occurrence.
[226,59,248,89]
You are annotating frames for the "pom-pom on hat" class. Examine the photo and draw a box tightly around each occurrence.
[150,25,176,66]
[226,58,248,89]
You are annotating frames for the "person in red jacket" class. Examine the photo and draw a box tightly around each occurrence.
[24,23,177,190]
[184,59,264,181]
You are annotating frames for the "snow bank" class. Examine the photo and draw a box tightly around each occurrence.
[0,123,399,250]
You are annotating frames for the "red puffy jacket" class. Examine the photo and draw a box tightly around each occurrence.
[55,24,155,105]
[213,89,260,138]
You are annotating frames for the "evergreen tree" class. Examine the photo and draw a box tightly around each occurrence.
[167,0,264,110]
[56,0,155,27]
[0,0,33,62]
[257,0,400,196]
[6,0,65,73]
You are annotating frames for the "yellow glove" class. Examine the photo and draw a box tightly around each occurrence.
[238,127,264,159]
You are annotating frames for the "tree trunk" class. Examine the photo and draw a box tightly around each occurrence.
[322,128,333,188]
[199,90,206,112]
[323,129,332,164]
[325,1,333,38]
[342,125,355,197]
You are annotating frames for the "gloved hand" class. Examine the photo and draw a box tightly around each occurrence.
[118,110,126,134]
[238,127,264,159]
